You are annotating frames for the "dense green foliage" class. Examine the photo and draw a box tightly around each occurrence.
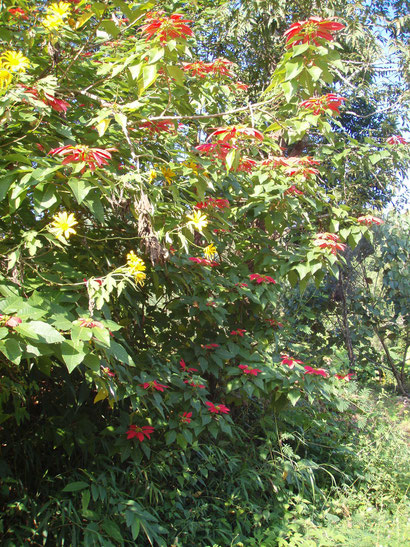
[0,0,408,544]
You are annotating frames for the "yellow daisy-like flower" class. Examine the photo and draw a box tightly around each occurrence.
[0,68,13,89]
[126,250,147,286]
[49,211,78,240]
[1,51,30,73]
[49,1,71,17]
[42,1,71,31]
[187,210,208,232]
[148,169,157,183]
[203,243,217,259]
[161,166,176,185]
[43,13,65,30]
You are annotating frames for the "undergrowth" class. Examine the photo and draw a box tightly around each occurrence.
[1,384,408,546]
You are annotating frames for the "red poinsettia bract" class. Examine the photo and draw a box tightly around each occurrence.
[138,120,177,134]
[300,94,346,116]
[335,373,355,381]
[205,402,230,414]
[195,197,230,210]
[140,12,193,44]
[141,380,169,392]
[285,185,304,195]
[357,215,384,226]
[207,126,264,143]
[304,365,328,378]
[386,135,408,145]
[184,380,206,389]
[126,424,155,441]
[281,354,304,369]
[180,359,198,373]
[78,318,104,328]
[230,329,247,337]
[8,7,29,19]
[284,17,345,48]
[49,145,117,172]
[201,343,220,350]
[180,412,192,423]
[238,364,262,376]
[249,273,276,284]
[189,257,219,267]
[195,142,237,160]
[0,314,22,328]
[313,232,346,255]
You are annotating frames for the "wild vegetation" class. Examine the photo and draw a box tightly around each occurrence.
[0,1,408,545]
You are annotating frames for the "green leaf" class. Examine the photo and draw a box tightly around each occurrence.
[61,340,86,373]
[62,481,89,492]
[68,179,93,205]
[0,338,22,364]
[139,64,159,94]
[101,19,120,38]
[287,390,301,406]
[102,520,123,542]
[285,62,304,81]
[166,65,185,86]
[165,430,177,445]
[24,321,64,344]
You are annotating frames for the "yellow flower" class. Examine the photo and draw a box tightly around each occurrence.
[1,51,30,73]
[203,244,217,259]
[161,166,175,185]
[48,1,71,17]
[126,251,147,286]
[0,68,12,89]
[42,2,71,31]
[49,211,78,240]
[187,210,208,232]
[183,161,199,175]
[148,169,157,183]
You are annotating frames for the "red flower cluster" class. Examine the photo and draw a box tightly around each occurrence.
[205,402,230,414]
[138,120,176,134]
[195,197,230,209]
[180,359,198,373]
[357,215,384,226]
[207,126,264,143]
[313,232,346,255]
[49,145,117,172]
[249,273,276,284]
[201,343,220,350]
[0,314,22,328]
[238,364,262,376]
[234,81,249,91]
[101,366,115,377]
[266,319,284,328]
[386,135,408,145]
[234,157,258,173]
[8,7,29,19]
[195,142,237,160]
[183,58,234,78]
[230,329,246,337]
[78,318,104,328]
[304,365,328,377]
[281,354,304,369]
[335,373,354,381]
[285,185,304,195]
[140,12,193,44]
[235,282,249,288]
[184,380,206,389]
[141,380,168,392]
[126,424,154,441]
[300,94,346,116]
[22,86,70,113]
[180,411,192,423]
[189,257,219,267]
[284,17,345,48]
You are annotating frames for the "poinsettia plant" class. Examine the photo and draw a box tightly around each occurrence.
[0,3,408,542]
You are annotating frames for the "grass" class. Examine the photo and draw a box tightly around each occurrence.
[276,384,410,547]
